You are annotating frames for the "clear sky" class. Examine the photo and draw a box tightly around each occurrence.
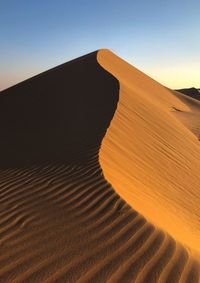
[1,0,200,90]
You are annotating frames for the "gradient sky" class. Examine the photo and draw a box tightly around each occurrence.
[1,0,200,90]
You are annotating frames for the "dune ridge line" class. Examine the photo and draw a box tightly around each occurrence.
[0,50,199,282]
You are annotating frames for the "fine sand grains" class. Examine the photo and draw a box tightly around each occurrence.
[98,49,200,257]
[0,162,199,282]
[0,50,199,282]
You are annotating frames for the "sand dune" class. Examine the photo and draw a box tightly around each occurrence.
[172,90,200,139]
[0,50,199,282]
[177,88,200,101]
[98,50,200,255]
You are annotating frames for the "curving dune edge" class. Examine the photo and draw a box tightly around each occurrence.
[0,50,199,282]
[98,49,200,255]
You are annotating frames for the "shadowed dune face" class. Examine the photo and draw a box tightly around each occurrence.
[0,50,199,282]
[176,88,200,101]
[97,49,200,254]
[0,51,119,167]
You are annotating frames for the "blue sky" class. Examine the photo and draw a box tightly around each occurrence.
[1,0,200,90]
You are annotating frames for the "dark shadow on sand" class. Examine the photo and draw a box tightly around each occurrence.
[0,51,119,168]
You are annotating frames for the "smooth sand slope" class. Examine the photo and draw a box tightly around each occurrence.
[172,90,200,139]
[98,50,200,256]
[0,50,199,282]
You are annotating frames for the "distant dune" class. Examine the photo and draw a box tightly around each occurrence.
[0,50,199,282]
[176,88,200,101]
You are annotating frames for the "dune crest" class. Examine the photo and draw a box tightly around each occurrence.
[98,49,200,255]
[0,50,199,282]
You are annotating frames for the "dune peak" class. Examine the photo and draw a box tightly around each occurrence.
[0,50,199,282]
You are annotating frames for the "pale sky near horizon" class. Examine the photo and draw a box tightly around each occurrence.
[0,0,199,90]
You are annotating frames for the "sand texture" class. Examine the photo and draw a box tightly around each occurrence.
[0,50,199,282]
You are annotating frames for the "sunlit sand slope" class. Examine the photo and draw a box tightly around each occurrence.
[0,164,199,282]
[172,90,200,139]
[0,50,199,282]
[98,49,200,255]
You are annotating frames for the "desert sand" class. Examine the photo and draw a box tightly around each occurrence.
[0,50,199,282]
